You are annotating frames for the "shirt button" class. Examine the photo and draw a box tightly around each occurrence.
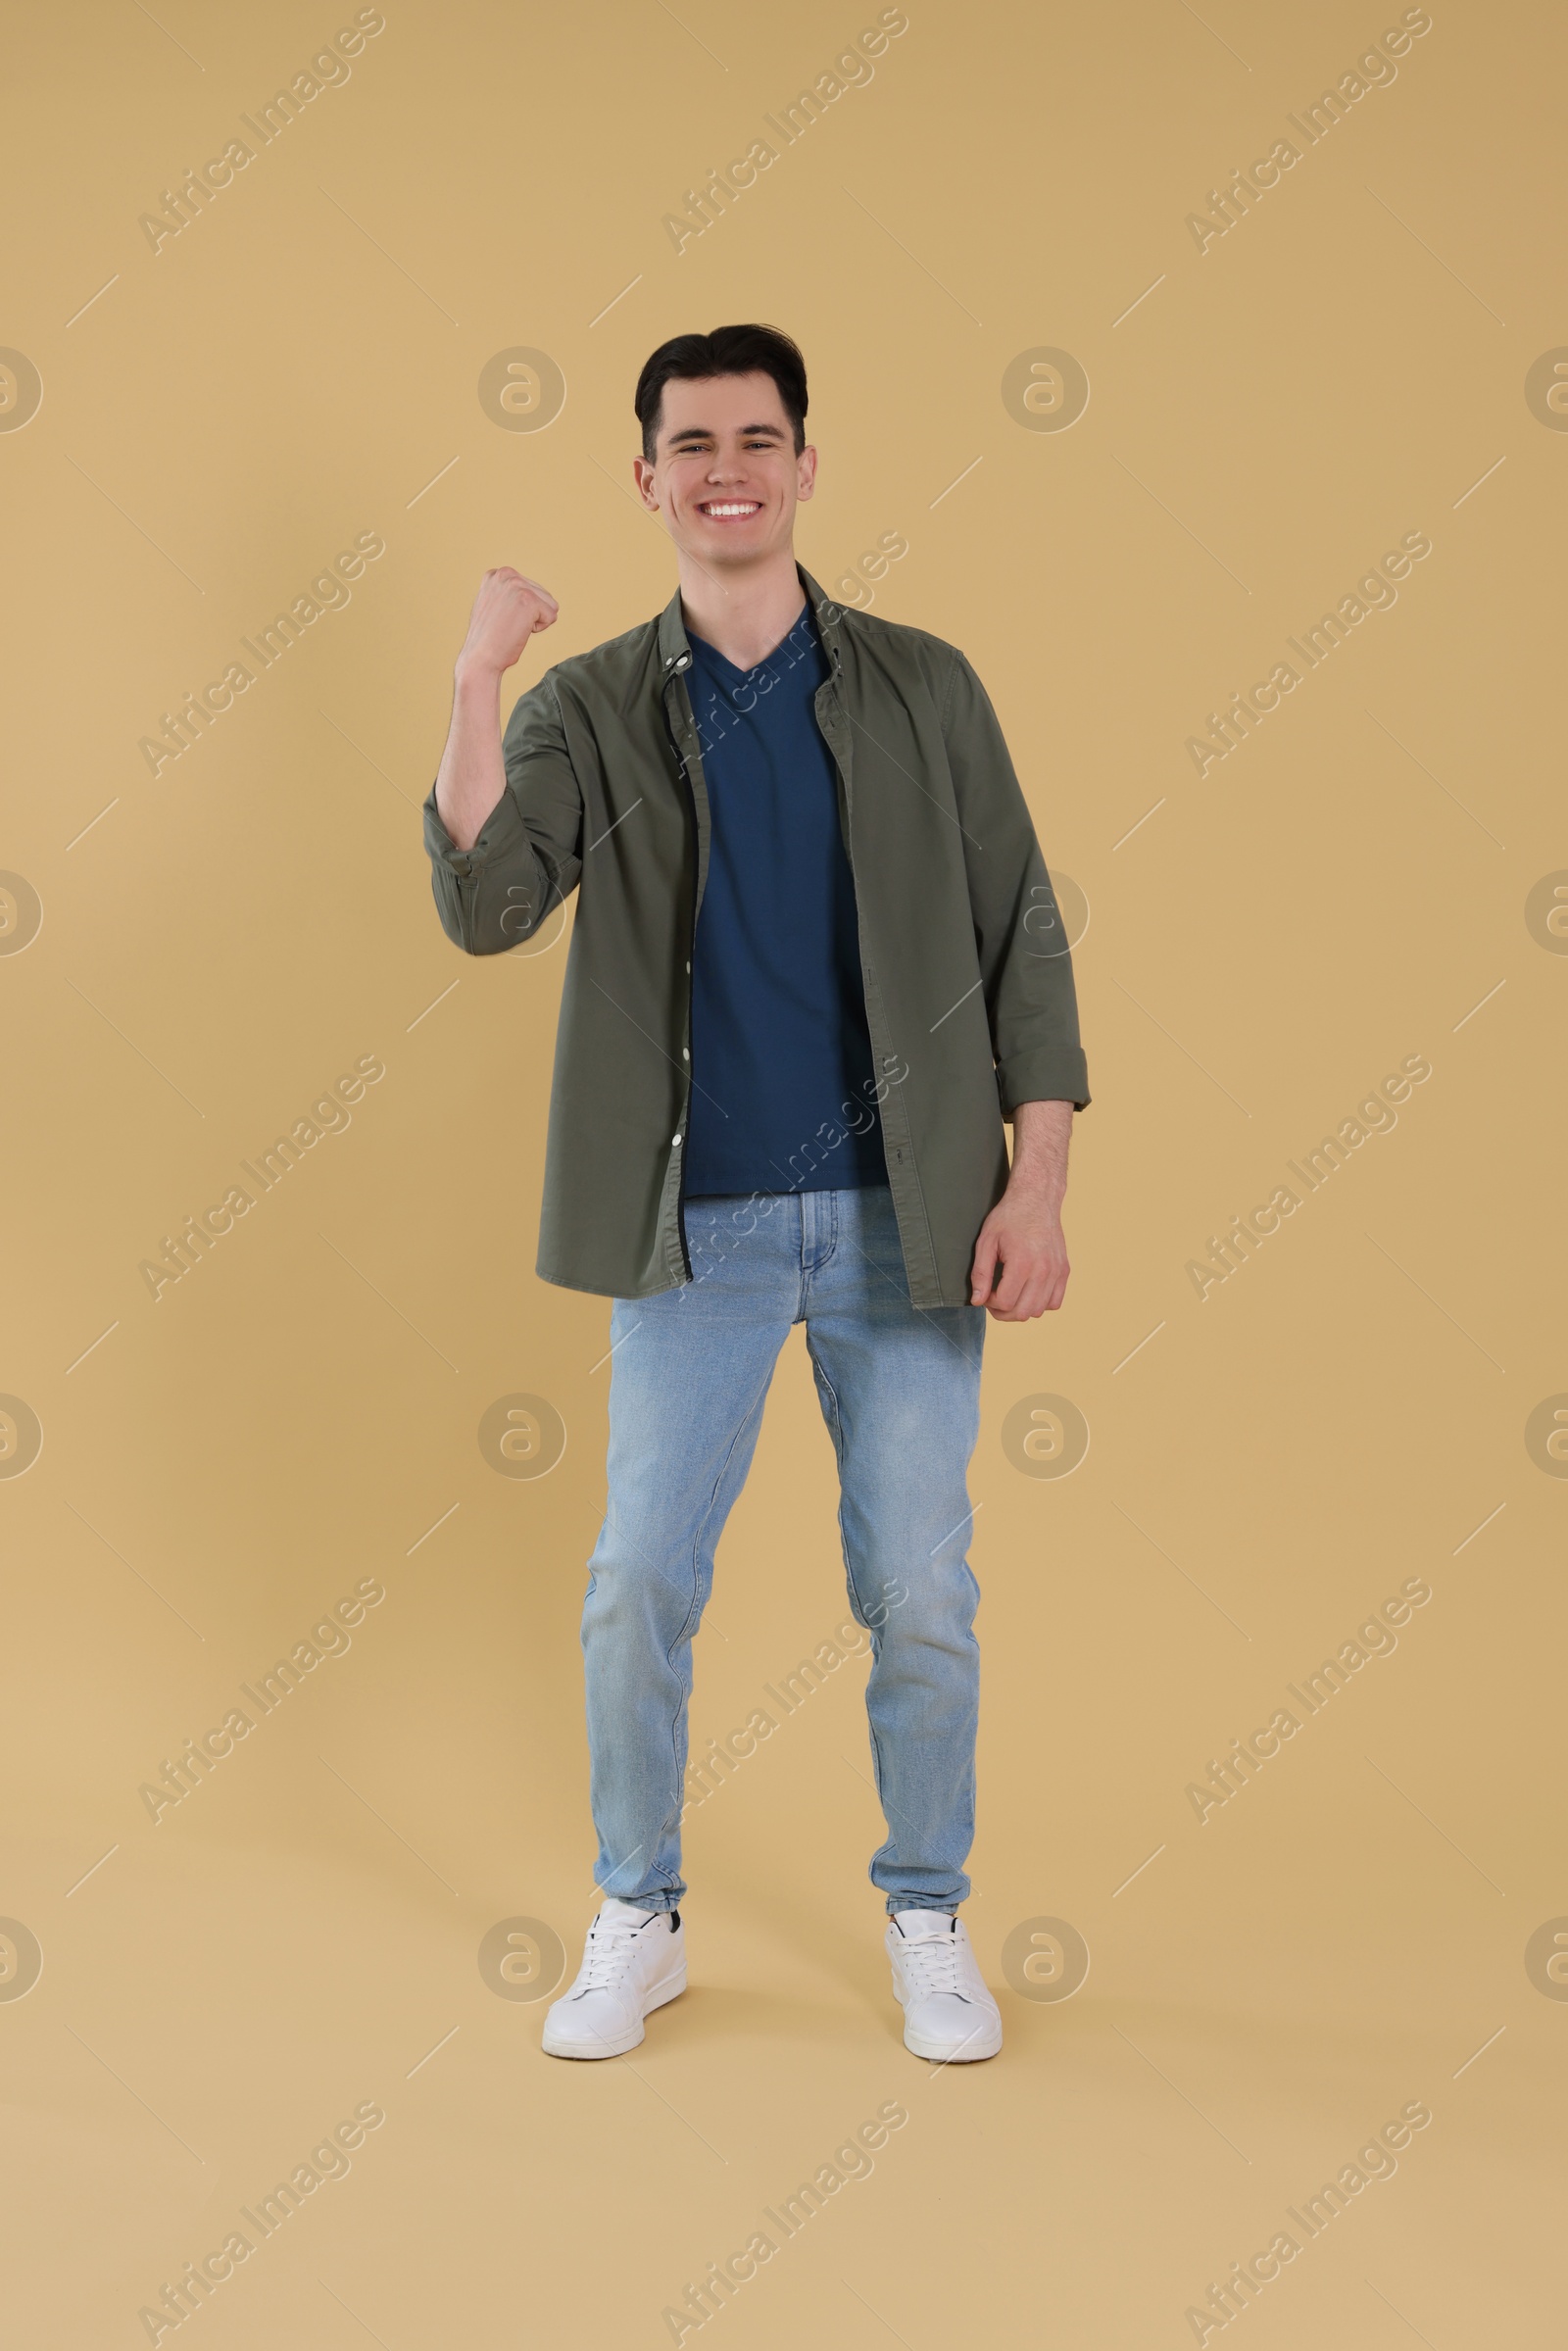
[672,1133,682,1147]
[682,1048,690,1060]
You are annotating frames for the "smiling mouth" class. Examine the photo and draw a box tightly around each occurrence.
[697,500,762,520]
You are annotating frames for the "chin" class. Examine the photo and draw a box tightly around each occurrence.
[695,537,766,564]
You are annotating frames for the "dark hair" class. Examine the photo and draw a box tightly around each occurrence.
[634,323,808,464]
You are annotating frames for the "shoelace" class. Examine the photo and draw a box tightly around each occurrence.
[896,1925,967,2000]
[575,1916,650,1993]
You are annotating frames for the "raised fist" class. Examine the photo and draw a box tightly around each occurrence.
[457,566,559,678]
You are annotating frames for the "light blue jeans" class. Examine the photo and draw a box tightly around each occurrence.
[580,1184,986,1917]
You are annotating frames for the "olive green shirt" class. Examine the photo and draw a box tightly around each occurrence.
[421,563,1089,1307]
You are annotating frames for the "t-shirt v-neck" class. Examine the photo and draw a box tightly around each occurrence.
[679,603,887,1199]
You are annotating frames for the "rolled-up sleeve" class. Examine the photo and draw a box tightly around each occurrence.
[421,667,584,955]
[942,650,1091,1114]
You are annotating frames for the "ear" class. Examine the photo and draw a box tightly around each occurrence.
[632,456,662,513]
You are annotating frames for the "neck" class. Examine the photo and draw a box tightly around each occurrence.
[674,543,808,670]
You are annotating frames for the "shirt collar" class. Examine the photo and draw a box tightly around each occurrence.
[657,562,845,684]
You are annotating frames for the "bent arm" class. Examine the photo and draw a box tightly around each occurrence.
[435,667,510,854]
[422,667,583,956]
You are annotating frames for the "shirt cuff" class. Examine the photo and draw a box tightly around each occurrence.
[997,1048,1091,1115]
[420,779,519,876]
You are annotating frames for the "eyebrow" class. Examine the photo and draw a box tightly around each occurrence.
[664,420,787,446]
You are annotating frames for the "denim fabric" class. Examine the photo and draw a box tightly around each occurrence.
[580,1184,986,1916]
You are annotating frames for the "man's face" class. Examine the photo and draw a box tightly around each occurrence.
[634,370,815,569]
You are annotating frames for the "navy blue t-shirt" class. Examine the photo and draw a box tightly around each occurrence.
[680,603,887,1198]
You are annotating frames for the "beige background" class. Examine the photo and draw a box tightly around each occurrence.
[3,0,1564,2342]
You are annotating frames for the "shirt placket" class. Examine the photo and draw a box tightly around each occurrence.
[811,645,942,1303]
[660,646,707,1283]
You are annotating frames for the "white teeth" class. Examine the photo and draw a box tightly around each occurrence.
[703,503,759,515]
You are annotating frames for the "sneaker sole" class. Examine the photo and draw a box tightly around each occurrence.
[890,1963,1003,2063]
[540,1964,687,2060]
[901,2014,1003,2063]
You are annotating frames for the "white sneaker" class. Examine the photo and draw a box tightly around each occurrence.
[886,1910,1002,2062]
[541,1898,687,2059]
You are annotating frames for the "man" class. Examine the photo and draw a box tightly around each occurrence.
[423,322,1090,2065]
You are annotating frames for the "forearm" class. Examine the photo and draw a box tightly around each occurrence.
[1006,1098,1073,1209]
[970,1098,1074,1318]
[434,663,508,853]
